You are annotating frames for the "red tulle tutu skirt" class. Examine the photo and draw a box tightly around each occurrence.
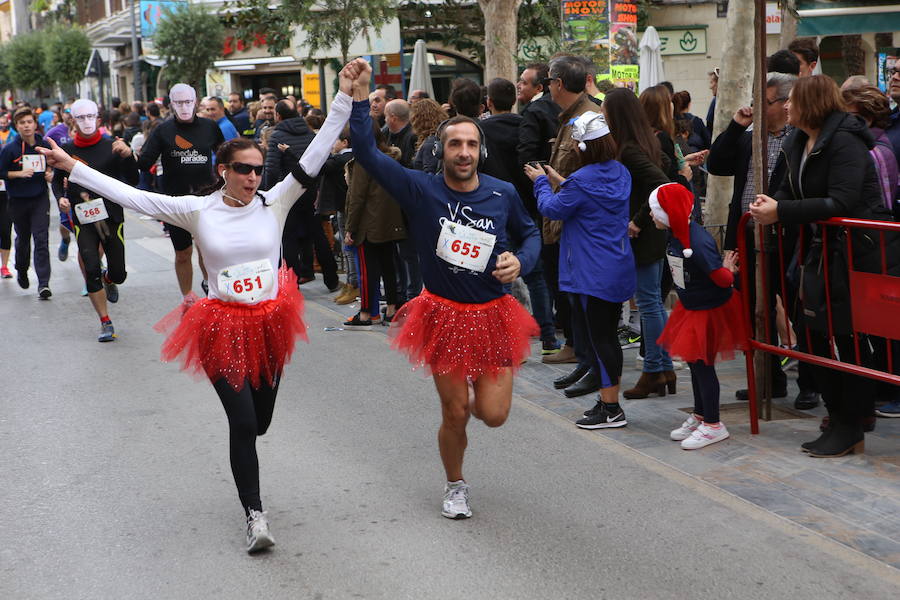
[153,266,307,391]
[388,289,540,380]
[657,290,750,365]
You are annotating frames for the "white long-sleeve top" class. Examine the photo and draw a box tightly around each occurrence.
[69,91,353,304]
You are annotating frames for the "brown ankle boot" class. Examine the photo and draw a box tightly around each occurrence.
[662,370,677,394]
[624,372,668,399]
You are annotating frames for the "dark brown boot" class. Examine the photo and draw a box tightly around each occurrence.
[624,372,668,399]
[662,370,677,394]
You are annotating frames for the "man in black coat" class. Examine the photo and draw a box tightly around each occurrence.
[482,77,560,355]
[517,62,561,185]
[263,99,338,291]
[707,71,818,410]
[382,99,416,167]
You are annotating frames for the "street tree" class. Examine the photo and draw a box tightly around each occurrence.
[45,27,92,88]
[153,3,225,90]
[478,0,523,84]
[706,0,754,228]
[282,0,397,64]
[6,31,54,98]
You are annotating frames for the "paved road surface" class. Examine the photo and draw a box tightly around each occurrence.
[2,215,898,599]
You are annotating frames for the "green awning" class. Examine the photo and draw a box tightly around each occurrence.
[797,1,900,36]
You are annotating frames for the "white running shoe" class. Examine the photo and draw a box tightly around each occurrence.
[246,509,275,553]
[681,422,730,450]
[670,414,701,441]
[442,481,472,519]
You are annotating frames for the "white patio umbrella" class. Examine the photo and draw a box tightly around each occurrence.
[408,39,435,100]
[638,26,665,92]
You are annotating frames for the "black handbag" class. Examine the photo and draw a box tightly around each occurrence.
[800,228,852,335]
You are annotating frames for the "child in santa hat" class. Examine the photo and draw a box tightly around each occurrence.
[650,183,749,449]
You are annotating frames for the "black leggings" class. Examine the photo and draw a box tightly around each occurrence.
[570,293,623,388]
[0,192,11,250]
[76,218,126,293]
[689,360,720,423]
[213,376,280,515]
[358,240,398,314]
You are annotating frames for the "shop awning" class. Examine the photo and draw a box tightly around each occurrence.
[798,1,900,36]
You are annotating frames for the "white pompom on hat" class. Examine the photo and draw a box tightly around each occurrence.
[570,111,611,151]
[649,183,695,257]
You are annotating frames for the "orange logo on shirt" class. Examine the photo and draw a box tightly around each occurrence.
[175,135,193,149]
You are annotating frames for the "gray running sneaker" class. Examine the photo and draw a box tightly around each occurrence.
[246,509,275,553]
[442,481,472,519]
[103,271,119,304]
[98,322,116,343]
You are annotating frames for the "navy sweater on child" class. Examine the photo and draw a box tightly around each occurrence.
[666,221,733,310]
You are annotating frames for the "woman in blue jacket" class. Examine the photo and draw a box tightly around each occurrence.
[526,112,636,430]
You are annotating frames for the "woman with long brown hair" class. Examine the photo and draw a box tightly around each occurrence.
[411,98,449,173]
[751,74,890,457]
[602,88,676,399]
[640,84,692,185]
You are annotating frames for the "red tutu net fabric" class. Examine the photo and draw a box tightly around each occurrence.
[657,290,750,365]
[153,266,307,391]
[389,289,539,380]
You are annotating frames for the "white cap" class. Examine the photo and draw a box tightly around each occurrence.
[570,111,610,151]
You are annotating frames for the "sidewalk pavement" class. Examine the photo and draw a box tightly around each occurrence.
[316,286,900,571]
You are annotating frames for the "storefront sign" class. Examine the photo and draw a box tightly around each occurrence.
[303,74,321,109]
[139,1,184,38]
[658,28,708,56]
[766,3,782,34]
[610,2,639,86]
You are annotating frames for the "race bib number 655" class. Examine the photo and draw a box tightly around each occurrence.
[436,220,496,273]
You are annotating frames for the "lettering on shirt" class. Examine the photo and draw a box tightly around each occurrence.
[440,201,496,232]
[171,148,210,165]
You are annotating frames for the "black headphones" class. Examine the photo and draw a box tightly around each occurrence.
[432,117,488,168]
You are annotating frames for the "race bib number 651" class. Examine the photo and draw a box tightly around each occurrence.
[436,220,496,273]
[218,258,275,303]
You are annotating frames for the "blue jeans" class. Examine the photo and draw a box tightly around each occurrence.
[635,259,672,373]
[523,256,557,344]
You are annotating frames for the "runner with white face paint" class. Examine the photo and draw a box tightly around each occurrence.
[137,83,225,301]
[52,99,139,341]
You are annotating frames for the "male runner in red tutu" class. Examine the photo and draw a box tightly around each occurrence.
[346,58,541,519]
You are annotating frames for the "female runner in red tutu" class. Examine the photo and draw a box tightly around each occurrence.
[345,59,541,519]
[38,64,358,552]
[650,183,749,450]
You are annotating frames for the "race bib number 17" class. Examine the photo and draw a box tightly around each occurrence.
[436,220,496,273]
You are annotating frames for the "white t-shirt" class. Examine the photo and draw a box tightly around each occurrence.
[69,91,353,303]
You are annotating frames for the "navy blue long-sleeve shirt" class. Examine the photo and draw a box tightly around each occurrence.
[350,100,541,304]
[667,221,733,311]
[0,134,50,199]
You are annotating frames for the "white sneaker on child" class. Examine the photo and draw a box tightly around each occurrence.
[681,422,730,450]
[670,414,701,441]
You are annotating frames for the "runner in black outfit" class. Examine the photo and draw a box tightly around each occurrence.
[137,83,224,300]
[52,99,138,342]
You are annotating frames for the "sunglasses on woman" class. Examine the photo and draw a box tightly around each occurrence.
[229,162,264,175]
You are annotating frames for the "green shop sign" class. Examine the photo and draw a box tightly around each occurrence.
[656,27,708,56]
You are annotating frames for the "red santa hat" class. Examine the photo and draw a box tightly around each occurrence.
[649,183,694,257]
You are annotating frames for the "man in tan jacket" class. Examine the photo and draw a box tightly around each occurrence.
[540,55,603,399]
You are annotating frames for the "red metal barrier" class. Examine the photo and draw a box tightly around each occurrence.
[736,213,900,434]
